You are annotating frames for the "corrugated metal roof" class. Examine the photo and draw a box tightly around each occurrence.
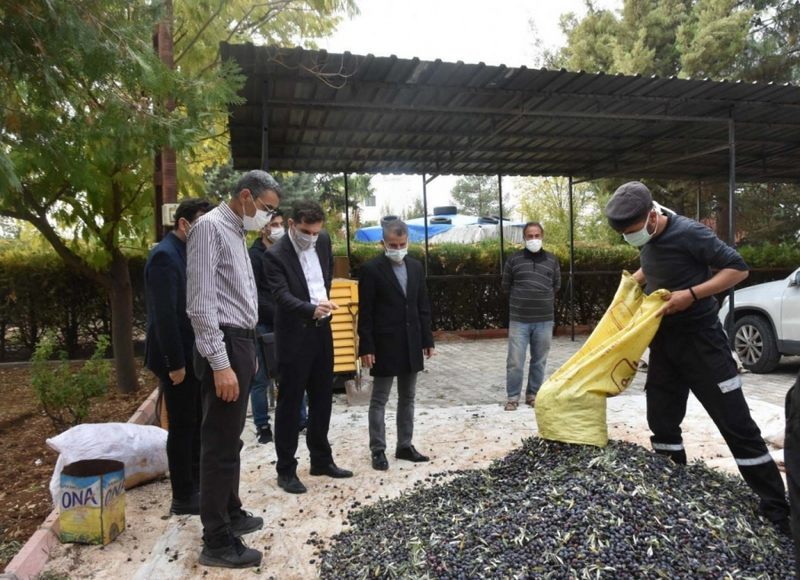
[221,43,800,182]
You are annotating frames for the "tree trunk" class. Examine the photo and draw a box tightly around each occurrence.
[108,253,138,393]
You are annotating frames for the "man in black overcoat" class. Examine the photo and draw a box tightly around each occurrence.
[358,219,435,471]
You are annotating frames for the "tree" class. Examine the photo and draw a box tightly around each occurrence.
[516,177,611,245]
[316,174,375,235]
[171,0,358,195]
[0,1,237,392]
[556,0,800,81]
[550,0,800,245]
[0,0,355,391]
[0,217,20,240]
[402,197,426,220]
[449,175,512,217]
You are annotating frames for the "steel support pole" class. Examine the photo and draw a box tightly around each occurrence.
[726,119,737,340]
[696,181,701,221]
[422,174,429,276]
[568,176,575,341]
[261,80,269,171]
[497,174,505,271]
[344,172,351,264]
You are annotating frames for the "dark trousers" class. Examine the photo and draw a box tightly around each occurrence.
[785,374,800,565]
[646,321,789,522]
[274,324,334,476]
[195,332,256,548]
[160,367,201,502]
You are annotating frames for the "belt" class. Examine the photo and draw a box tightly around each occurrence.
[220,326,256,339]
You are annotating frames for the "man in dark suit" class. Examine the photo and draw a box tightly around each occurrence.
[358,219,435,471]
[265,199,353,494]
[144,198,214,515]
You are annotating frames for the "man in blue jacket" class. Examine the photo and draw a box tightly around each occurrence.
[145,198,214,515]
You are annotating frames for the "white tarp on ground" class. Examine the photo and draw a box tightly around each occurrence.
[429,224,524,245]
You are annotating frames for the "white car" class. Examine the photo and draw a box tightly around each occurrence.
[718,267,800,373]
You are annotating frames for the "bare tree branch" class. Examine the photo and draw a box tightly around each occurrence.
[174,0,226,65]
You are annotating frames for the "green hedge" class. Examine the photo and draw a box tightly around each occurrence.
[0,249,147,360]
[1,241,796,360]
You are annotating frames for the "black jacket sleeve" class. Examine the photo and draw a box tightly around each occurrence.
[265,246,317,321]
[249,244,275,325]
[146,251,186,371]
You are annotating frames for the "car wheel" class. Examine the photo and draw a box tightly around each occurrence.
[733,314,781,373]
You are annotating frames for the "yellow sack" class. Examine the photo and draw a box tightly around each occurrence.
[534,272,669,447]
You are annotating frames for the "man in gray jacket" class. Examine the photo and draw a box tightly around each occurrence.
[501,222,561,410]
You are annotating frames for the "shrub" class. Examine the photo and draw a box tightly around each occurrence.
[31,334,112,431]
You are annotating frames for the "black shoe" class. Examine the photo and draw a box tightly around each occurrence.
[230,510,263,537]
[199,536,262,568]
[395,445,429,463]
[371,451,389,471]
[309,463,354,478]
[257,425,273,444]
[277,473,307,494]
[170,492,200,516]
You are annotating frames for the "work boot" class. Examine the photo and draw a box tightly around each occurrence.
[170,492,200,516]
[257,424,273,444]
[199,536,262,569]
[230,510,263,537]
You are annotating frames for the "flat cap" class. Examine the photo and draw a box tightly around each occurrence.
[605,181,653,231]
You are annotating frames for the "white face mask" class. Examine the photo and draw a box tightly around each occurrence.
[292,227,318,251]
[622,210,656,247]
[268,226,285,241]
[385,248,407,263]
[243,197,271,232]
[525,239,542,253]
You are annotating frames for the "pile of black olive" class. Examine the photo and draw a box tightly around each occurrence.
[318,438,793,578]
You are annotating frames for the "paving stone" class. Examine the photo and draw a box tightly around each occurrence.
[411,336,800,409]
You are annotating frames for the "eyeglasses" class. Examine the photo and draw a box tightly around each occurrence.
[255,199,277,213]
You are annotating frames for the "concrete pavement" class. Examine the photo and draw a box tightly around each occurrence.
[415,335,800,408]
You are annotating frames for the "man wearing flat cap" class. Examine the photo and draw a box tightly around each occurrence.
[605,181,790,535]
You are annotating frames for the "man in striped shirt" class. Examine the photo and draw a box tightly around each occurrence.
[501,221,561,411]
[187,170,281,569]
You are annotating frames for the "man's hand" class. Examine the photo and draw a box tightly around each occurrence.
[658,289,694,317]
[168,367,186,385]
[313,300,340,319]
[213,367,239,402]
[360,354,375,368]
[424,347,436,359]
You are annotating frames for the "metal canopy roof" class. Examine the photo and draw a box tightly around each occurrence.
[221,43,800,183]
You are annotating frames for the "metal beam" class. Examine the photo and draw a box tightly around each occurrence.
[726,118,737,340]
[573,144,731,184]
[261,79,269,171]
[422,174,430,276]
[264,98,737,125]
[267,74,800,113]
[272,140,619,158]
[497,174,505,275]
[263,122,800,147]
[568,176,575,342]
[344,172,351,267]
